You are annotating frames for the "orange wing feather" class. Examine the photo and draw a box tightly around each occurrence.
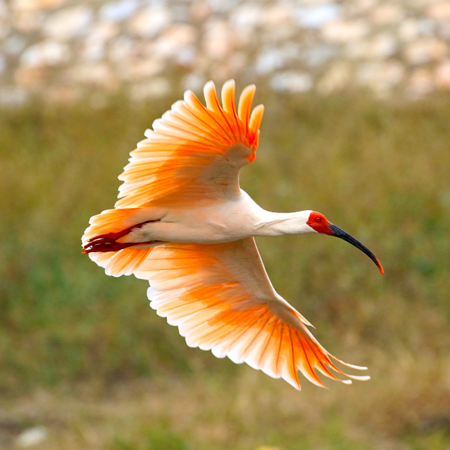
[134,238,369,389]
[116,80,264,208]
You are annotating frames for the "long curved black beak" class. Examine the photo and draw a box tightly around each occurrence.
[329,223,384,274]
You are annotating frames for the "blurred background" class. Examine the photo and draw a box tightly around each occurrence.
[1,0,450,449]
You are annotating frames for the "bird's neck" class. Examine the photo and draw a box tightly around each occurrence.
[254,210,314,237]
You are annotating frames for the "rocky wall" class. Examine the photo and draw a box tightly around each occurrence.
[1,0,450,106]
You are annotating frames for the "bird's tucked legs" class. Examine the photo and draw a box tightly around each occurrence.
[82,220,160,254]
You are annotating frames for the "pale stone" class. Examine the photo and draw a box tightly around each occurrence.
[255,47,287,75]
[99,0,138,22]
[130,77,171,101]
[261,4,293,28]
[13,10,45,32]
[119,58,164,80]
[356,61,404,94]
[44,5,93,39]
[409,0,436,6]
[192,54,212,73]
[399,20,420,41]
[322,20,369,43]
[294,3,340,29]
[47,85,82,104]
[265,23,297,42]
[0,0,7,21]
[86,22,120,43]
[171,5,189,22]
[21,41,70,66]
[232,28,253,48]
[182,72,206,92]
[316,62,351,94]
[0,23,9,40]
[14,66,48,88]
[347,0,376,14]
[208,60,242,82]
[298,0,336,4]
[356,63,380,87]
[435,60,450,89]
[146,38,195,66]
[439,21,450,39]
[209,51,247,81]
[3,36,26,54]
[108,36,135,62]
[128,6,171,38]
[344,40,370,59]
[228,51,247,73]
[371,4,403,25]
[16,427,47,448]
[152,24,197,59]
[416,19,435,36]
[66,63,119,90]
[208,62,232,82]
[271,71,313,93]
[399,19,435,41]
[82,23,119,62]
[303,44,337,67]
[0,54,5,74]
[405,38,448,65]
[14,0,65,11]
[174,46,196,66]
[345,33,397,60]
[81,43,105,62]
[203,19,232,60]
[189,0,211,21]
[427,2,450,21]
[371,34,398,58]
[407,68,434,97]
[230,3,263,31]
[206,0,239,13]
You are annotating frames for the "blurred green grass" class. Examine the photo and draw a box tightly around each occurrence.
[1,90,450,449]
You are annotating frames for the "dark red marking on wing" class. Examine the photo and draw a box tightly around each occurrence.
[82,219,160,254]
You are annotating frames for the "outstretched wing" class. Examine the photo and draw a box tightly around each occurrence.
[116,80,264,208]
[83,80,264,276]
[134,238,369,389]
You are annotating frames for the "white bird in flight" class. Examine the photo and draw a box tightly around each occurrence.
[82,80,383,390]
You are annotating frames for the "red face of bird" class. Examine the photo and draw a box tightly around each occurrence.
[307,211,384,274]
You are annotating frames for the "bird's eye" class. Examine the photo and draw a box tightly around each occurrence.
[316,217,321,222]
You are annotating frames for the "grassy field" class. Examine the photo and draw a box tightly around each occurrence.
[1,88,450,449]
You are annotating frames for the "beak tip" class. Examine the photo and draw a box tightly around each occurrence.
[376,259,384,275]
[330,223,384,275]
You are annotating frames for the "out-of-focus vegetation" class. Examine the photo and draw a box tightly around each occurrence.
[1,89,450,450]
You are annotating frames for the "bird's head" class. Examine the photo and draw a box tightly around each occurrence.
[306,211,384,274]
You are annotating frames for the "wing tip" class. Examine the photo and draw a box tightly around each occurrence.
[203,80,216,97]
[249,104,265,136]
[332,356,369,371]
[222,79,236,95]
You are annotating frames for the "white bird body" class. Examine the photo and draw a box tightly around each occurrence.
[118,191,314,245]
[83,80,383,390]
